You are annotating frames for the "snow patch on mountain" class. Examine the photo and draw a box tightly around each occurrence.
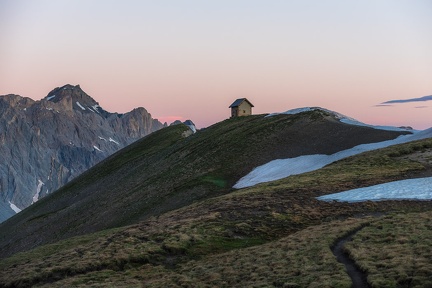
[46,95,56,101]
[267,107,413,132]
[109,137,120,145]
[8,201,21,214]
[184,120,197,133]
[32,180,44,204]
[92,105,100,113]
[76,101,86,110]
[317,177,432,202]
[234,128,432,189]
[93,145,103,152]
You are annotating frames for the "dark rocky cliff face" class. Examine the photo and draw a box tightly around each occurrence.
[0,84,166,222]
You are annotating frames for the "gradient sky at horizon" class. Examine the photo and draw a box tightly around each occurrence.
[1,0,431,129]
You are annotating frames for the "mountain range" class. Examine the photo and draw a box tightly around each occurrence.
[0,106,431,287]
[0,84,166,222]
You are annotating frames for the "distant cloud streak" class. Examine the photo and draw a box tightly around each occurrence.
[374,104,393,107]
[381,95,432,104]
[415,106,428,109]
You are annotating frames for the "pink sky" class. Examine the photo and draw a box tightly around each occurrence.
[1,1,431,129]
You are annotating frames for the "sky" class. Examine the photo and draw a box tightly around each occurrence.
[1,0,431,129]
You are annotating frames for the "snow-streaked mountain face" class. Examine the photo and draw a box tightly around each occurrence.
[0,84,166,222]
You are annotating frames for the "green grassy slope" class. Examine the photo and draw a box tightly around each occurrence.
[0,111,412,259]
[0,136,431,287]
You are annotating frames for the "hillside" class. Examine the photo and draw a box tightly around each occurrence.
[0,84,165,222]
[1,109,431,287]
[0,132,432,287]
[0,110,408,259]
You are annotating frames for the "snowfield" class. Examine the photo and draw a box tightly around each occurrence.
[234,129,432,189]
[317,177,432,202]
[234,108,432,189]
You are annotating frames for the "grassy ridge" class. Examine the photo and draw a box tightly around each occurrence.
[1,138,432,287]
[0,111,407,259]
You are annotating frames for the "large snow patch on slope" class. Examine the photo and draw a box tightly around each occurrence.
[234,127,432,189]
[317,177,432,202]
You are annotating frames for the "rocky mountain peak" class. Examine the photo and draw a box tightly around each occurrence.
[0,84,167,223]
[127,107,149,116]
[0,94,35,109]
[170,119,197,133]
[44,84,106,115]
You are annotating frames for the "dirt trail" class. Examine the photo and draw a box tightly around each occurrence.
[332,227,371,288]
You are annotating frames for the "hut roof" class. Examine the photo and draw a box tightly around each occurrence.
[229,98,254,108]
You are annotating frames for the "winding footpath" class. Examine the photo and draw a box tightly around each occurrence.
[331,227,371,288]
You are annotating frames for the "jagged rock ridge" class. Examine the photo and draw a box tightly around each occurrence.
[0,84,166,222]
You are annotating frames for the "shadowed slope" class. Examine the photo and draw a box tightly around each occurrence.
[0,110,408,258]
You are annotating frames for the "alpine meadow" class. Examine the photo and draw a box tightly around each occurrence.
[1,108,432,287]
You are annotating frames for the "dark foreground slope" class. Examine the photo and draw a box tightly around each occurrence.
[0,110,408,258]
[1,135,432,287]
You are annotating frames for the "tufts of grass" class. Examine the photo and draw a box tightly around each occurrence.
[345,211,432,288]
[386,140,432,157]
[41,217,371,287]
[1,137,432,286]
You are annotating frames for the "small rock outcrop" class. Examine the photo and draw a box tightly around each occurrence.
[0,84,166,222]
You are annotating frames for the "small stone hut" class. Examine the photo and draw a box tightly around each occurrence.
[229,98,254,118]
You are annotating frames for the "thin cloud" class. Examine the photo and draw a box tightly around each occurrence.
[381,95,432,104]
[374,104,393,107]
[415,106,428,109]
